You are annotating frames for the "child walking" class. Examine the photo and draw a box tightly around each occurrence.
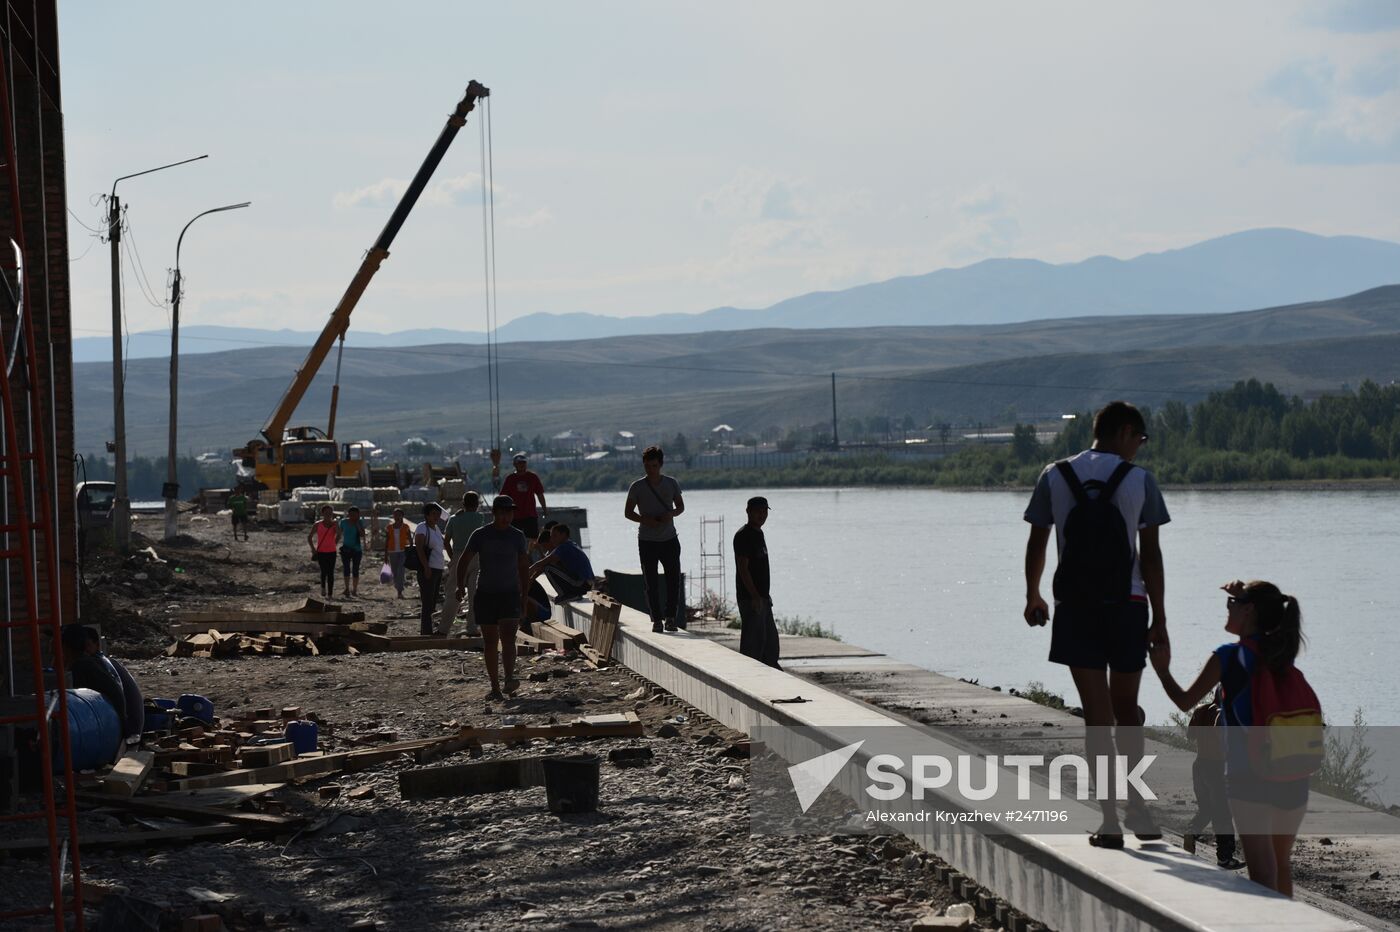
[1151,579,1313,896]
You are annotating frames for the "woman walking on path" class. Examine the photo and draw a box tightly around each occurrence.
[338,506,365,598]
[1151,579,1314,896]
[307,505,340,599]
[624,445,685,632]
[414,503,447,636]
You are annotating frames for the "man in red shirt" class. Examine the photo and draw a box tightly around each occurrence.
[504,453,547,538]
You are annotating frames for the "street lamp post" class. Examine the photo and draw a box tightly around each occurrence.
[107,154,208,551]
[164,201,251,541]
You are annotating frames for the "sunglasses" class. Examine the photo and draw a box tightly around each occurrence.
[1226,595,1250,609]
[1138,433,1150,443]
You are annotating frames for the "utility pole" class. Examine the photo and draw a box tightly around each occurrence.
[165,201,251,541]
[107,192,128,551]
[108,154,208,551]
[831,372,839,451]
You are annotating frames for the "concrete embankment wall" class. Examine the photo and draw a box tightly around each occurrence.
[555,598,1360,932]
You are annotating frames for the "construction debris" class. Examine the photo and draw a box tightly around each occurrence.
[164,597,496,657]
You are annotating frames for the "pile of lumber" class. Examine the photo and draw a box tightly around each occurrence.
[169,597,388,657]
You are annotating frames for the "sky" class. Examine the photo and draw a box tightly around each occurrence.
[60,1,1400,341]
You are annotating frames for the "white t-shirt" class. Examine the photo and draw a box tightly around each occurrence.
[414,521,447,571]
[1023,449,1170,600]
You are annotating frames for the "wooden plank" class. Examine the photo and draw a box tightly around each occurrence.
[239,742,294,767]
[413,734,482,765]
[169,761,226,777]
[398,757,546,800]
[100,751,154,797]
[515,631,549,651]
[0,823,281,855]
[533,620,586,650]
[74,792,301,828]
[158,784,284,807]
[171,620,347,636]
[168,737,443,790]
[588,603,619,660]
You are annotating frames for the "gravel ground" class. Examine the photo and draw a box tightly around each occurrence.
[3,516,1018,931]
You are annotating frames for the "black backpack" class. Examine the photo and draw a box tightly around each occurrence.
[1051,460,1136,606]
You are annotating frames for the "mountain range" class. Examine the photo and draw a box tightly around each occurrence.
[73,228,1400,362]
[74,285,1400,456]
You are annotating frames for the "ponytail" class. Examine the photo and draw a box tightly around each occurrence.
[1246,580,1303,672]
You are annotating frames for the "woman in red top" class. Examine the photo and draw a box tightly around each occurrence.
[307,504,341,598]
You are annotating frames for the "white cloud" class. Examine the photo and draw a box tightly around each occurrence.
[937,184,1021,261]
[332,173,503,209]
[1307,0,1400,33]
[506,207,555,229]
[1261,54,1400,164]
[332,177,407,210]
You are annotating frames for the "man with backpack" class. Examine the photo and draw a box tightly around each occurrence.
[1023,400,1169,848]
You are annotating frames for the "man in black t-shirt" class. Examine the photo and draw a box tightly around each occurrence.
[733,496,779,668]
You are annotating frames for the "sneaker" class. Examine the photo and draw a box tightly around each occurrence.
[1217,855,1245,871]
[652,621,664,633]
[664,621,679,632]
[1182,832,1197,855]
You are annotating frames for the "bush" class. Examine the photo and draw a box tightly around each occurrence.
[1313,708,1381,806]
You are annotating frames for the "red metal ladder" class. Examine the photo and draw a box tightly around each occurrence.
[0,49,85,931]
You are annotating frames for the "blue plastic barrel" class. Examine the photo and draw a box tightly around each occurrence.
[52,688,122,772]
[146,697,177,730]
[177,693,214,724]
[283,720,318,755]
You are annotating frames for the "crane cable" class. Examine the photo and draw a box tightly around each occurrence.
[479,97,500,461]
[485,96,502,455]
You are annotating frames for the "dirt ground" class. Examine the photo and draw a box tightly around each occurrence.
[8,514,1024,932]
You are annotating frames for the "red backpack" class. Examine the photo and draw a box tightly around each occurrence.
[1248,662,1324,782]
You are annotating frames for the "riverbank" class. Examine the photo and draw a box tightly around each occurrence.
[47,518,990,931]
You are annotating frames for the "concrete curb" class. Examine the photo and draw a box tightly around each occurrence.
[558,598,1361,932]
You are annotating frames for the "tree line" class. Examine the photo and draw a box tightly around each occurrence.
[77,454,232,501]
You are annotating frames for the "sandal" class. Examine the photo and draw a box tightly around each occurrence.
[1089,830,1124,850]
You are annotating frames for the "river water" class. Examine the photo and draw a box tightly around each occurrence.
[563,487,1399,726]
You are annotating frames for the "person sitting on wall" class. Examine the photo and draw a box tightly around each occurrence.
[527,523,596,602]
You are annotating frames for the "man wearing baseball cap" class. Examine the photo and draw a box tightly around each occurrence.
[504,453,547,539]
[734,496,780,668]
[456,494,531,699]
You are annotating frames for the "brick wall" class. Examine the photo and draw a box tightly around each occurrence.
[0,1,75,696]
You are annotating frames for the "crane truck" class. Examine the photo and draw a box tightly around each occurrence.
[236,80,489,492]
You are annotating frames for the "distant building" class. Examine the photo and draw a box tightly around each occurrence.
[614,430,636,453]
[549,430,588,454]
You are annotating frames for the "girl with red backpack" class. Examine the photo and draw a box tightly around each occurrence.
[1150,579,1319,897]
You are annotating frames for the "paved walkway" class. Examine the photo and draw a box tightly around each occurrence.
[691,626,1400,930]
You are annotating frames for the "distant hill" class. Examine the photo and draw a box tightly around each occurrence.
[74,228,1400,361]
[73,286,1400,456]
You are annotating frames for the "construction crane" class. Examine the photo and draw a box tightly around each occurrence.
[237,80,489,492]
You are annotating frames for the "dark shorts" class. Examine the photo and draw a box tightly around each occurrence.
[474,590,521,628]
[1049,600,1149,672]
[231,513,248,526]
[512,516,540,539]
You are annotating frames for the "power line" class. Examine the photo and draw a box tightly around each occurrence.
[67,204,104,235]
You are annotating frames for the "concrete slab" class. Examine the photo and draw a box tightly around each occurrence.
[558,598,1363,932]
